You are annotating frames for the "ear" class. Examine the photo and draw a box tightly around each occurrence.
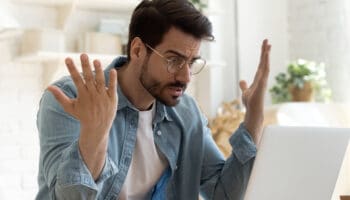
[130,37,147,61]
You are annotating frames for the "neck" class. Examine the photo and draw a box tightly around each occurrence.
[117,63,155,111]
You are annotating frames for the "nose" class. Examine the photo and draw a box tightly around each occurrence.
[174,63,191,84]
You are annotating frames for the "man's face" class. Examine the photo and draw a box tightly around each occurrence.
[139,27,202,106]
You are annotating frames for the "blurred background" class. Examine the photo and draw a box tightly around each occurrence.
[1,0,350,199]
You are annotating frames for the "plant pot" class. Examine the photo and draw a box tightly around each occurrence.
[289,82,314,102]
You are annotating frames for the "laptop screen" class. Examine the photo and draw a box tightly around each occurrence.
[244,126,350,200]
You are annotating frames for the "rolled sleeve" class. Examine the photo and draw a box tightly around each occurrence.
[198,118,257,199]
[229,123,257,164]
[56,141,95,189]
[56,141,118,190]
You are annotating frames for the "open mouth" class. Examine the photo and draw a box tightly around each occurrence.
[168,86,184,97]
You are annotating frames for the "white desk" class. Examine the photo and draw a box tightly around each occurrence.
[264,102,350,128]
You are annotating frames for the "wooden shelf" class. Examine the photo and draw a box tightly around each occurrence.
[16,51,117,66]
[0,29,22,40]
[11,0,140,12]
[76,0,140,12]
[11,0,71,7]
[12,0,139,30]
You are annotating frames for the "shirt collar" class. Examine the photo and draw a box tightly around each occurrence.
[104,56,132,110]
[154,102,174,123]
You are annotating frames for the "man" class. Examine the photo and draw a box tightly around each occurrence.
[36,0,271,199]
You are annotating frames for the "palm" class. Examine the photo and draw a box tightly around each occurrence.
[47,54,118,134]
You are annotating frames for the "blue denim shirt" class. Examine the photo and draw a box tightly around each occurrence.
[36,56,257,200]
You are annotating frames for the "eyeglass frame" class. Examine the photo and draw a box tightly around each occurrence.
[143,43,206,75]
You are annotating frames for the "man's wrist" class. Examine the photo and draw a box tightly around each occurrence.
[243,115,264,144]
[78,137,108,180]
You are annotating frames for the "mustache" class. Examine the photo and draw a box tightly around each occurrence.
[168,82,187,89]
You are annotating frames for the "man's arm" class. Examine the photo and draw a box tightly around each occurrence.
[47,54,118,180]
[199,120,256,200]
[37,54,118,199]
[239,39,271,144]
[200,40,271,199]
[38,87,118,199]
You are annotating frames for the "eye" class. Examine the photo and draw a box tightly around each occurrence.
[189,59,202,68]
[188,60,195,67]
[167,56,184,66]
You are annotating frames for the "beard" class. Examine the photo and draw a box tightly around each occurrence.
[139,58,187,107]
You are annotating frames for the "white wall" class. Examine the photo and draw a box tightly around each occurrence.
[288,0,350,102]
[0,37,42,199]
[236,0,350,104]
[0,4,58,199]
[196,0,290,117]
[236,0,289,105]
[195,0,239,118]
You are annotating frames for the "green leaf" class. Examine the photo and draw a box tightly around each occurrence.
[270,58,332,103]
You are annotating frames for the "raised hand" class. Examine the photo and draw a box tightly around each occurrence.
[47,53,118,179]
[239,39,271,144]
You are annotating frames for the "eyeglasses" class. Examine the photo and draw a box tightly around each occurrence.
[144,43,206,75]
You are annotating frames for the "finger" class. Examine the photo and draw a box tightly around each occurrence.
[80,53,95,90]
[264,44,271,76]
[262,40,271,70]
[107,69,118,98]
[239,80,248,92]
[260,42,271,84]
[253,40,268,82]
[93,59,106,93]
[254,40,271,85]
[65,57,85,90]
[47,85,74,113]
[259,39,268,65]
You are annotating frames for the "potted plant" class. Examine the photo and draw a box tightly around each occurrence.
[269,59,332,104]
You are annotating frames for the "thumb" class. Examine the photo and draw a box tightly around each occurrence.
[47,85,73,112]
[239,80,248,92]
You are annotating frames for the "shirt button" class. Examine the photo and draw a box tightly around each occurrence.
[157,130,162,136]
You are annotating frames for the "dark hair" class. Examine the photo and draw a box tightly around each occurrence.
[126,0,214,60]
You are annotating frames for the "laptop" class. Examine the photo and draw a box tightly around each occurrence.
[244,126,350,200]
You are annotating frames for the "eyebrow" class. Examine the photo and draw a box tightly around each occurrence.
[165,50,202,60]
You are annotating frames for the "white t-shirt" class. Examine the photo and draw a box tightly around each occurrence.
[119,104,168,200]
